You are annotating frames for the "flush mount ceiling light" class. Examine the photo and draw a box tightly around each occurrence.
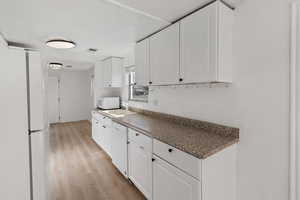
[46,39,76,49]
[49,62,63,70]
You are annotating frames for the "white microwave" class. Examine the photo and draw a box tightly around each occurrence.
[97,97,120,110]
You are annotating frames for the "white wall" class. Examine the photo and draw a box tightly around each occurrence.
[127,0,291,200]
[48,70,93,123]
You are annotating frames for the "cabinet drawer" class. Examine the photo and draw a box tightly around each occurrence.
[128,129,152,152]
[153,139,201,180]
[112,121,127,132]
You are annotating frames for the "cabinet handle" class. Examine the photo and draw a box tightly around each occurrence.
[168,148,173,153]
[179,78,183,82]
[136,133,139,136]
[134,83,137,85]
[152,158,155,162]
[149,81,152,85]
[103,126,106,128]
[127,141,130,144]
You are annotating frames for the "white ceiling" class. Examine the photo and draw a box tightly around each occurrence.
[0,0,240,70]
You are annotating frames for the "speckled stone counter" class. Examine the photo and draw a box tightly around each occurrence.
[94,108,239,159]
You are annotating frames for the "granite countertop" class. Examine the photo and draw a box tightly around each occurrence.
[94,108,239,159]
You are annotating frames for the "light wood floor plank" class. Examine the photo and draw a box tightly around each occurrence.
[49,121,145,200]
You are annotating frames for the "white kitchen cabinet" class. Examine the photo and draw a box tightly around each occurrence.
[149,23,180,85]
[92,117,98,142]
[180,1,233,83]
[91,112,112,157]
[111,122,128,177]
[128,129,152,199]
[152,155,201,200]
[102,57,123,88]
[153,139,237,200]
[135,39,150,86]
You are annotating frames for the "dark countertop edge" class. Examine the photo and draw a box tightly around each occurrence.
[94,109,239,160]
[111,117,238,160]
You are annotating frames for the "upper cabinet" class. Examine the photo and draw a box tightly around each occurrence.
[149,23,180,85]
[180,1,233,83]
[134,1,233,86]
[102,57,123,88]
[135,39,150,86]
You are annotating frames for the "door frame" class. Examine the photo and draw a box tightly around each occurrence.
[290,2,300,200]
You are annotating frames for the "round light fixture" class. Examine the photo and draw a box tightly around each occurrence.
[46,39,76,49]
[49,62,63,70]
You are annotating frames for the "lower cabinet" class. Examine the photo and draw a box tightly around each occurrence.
[101,124,112,157]
[92,118,98,142]
[111,122,128,177]
[152,155,201,200]
[128,139,152,199]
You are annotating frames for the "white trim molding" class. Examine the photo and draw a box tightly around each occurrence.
[290,2,300,200]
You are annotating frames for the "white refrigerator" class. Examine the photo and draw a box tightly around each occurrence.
[0,37,48,200]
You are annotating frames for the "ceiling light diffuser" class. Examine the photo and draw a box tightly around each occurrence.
[49,62,63,70]
[46,39,76,49]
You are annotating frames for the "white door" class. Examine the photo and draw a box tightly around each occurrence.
[135,39,150,86]
[149,23,180,85]
[180,3,216,83]
[128,141,152,199]
[47,77,60,124]
[153,155,201,200]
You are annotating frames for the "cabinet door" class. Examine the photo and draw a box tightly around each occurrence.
[149,23,180,85]
[135,39,150,86]
[111,58,123,87]
[101,125,111,156]
[128,141,152,199]
[92,118,98,142]
[111,125,128,177]
[103,59,112,87]
[180,4,217,83]
[95,121,103,147]
[153,155,201,200]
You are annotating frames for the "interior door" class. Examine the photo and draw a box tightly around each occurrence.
[47,77,59,124]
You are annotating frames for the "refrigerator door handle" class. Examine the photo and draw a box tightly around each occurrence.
[30,130,43,134]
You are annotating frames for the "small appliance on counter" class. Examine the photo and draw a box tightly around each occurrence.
[97,97,120,110]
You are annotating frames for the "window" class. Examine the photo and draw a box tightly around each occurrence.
[129,71,149,102]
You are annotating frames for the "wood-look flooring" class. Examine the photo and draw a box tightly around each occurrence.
[49,121,145,200]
